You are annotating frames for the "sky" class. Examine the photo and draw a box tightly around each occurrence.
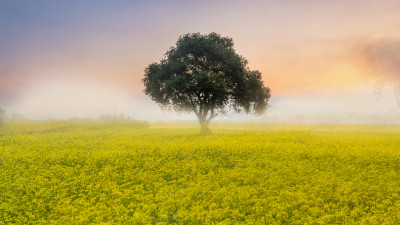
[1,0,400,122]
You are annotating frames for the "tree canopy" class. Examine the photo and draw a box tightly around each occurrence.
[143,33,271,134]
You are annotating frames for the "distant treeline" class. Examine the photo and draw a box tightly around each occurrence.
[0,110,140,123]
[0,110,31,123]
[260,113,400,125]
[67,113,137,122]
[1,109,399,125]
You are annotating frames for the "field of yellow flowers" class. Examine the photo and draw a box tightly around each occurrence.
[1,122,400,224]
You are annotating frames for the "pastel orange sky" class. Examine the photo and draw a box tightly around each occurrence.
[1,0,400,120]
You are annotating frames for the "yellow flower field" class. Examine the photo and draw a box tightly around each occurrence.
[1,122,400,224]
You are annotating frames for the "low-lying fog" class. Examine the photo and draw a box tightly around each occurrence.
[1,78,399,124]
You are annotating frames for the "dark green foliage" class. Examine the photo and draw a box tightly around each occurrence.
[143,33,271,133]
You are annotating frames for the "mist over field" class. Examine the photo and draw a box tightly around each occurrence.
[1,81,399,124]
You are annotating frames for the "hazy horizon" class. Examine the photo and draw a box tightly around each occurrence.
[1,0,400,123]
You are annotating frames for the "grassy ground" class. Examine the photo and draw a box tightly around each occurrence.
[1,122,400,224]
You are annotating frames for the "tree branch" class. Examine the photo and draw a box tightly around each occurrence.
[188,93,200,117]
[202,108,209,121]
[195,91,203,117]
[206,107,216,124]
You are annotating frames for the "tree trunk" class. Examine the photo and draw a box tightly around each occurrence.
[200,123,213,135]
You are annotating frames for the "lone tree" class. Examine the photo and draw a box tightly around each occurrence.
[143,33,271,134]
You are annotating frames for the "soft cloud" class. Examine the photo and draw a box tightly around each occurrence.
[355,39,400,83]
